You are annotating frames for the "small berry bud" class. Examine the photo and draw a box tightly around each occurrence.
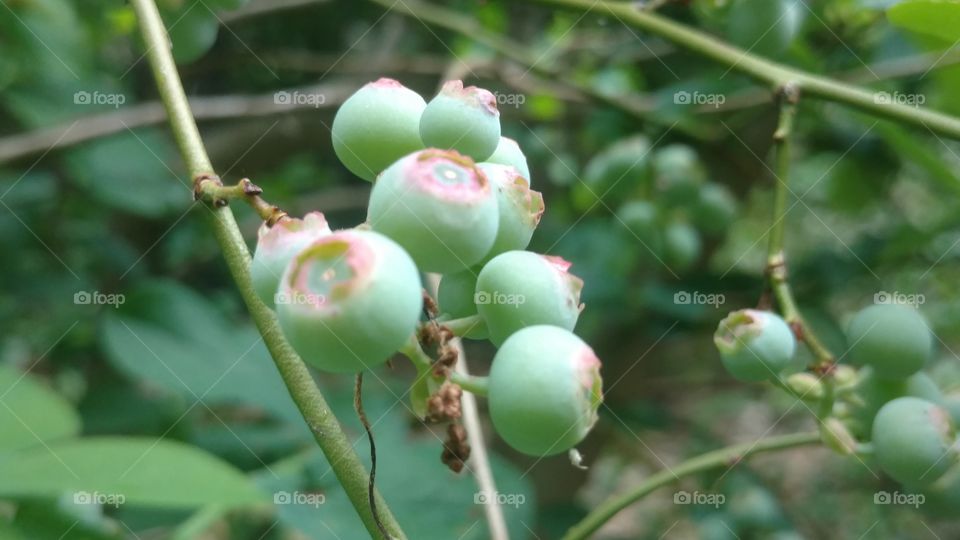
[488,326,603,456]
[275,229,423,373]
[250,212,331,308]
[331,78,426,181]
[420,80,501,161]
[714,309,796,382]
[476,251,583,346]
[368,149,499,273]
[785,372,824,400]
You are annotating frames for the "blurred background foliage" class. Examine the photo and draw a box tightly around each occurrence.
[2,0,960,538]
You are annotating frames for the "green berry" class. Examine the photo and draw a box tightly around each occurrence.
[652,144,705,206]
[872,397,958,486]
[664,220,701,272]
[488,325,603,456]
[250,212,331,308]
[693,183,738,234]
[331,78,426,181]
[437,269,488,339]
[577,135,652,210]
[367,149,499,273]
[485,136,530,182]
[477,163,544,264]
[167,7,219,64]
[848,367,943,437]
[847,304,932,379]
[617,200,664,259]
[275,229,423,373]
[476,251,583,346]
[419,80,501,161]
[714,309,796,382]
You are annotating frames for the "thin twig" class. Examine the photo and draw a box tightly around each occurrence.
[355,373,391,540]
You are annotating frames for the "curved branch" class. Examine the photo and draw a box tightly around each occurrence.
[562,431,821,540]
[534,0,960,140]
[129,0,405,537]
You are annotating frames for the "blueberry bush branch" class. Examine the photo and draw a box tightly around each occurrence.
[533,0,960,141]
[129,0,405,537]
[561,431,821,540]
[766,87,836,368]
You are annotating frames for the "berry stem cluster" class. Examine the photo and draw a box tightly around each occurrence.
[130,0,406,537]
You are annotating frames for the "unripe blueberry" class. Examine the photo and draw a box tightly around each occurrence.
[485,136,530,183]
[250,212,331,308]
[476,251,583,346]
[437,269,488,339]
[275,230,423,373]
[714,309,796,382]
[577,135,652,210]
[872,397,958,486]
[693,183,738,234]
[331,78,426,181]
[488,325,603,456]
[652,144,705,206]
[664,220,701,272]
[477,163,544,263]
[616,200,664,258]
[419,81,501,161]
[367,149,499,273]
[847,304,932,379]
[848,367,943,437]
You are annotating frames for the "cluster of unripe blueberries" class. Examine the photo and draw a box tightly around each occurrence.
[250,78,602,458]
[714,304,960,503]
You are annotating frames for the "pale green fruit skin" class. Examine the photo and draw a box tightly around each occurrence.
[714,309,796,382]
[653,144,705,206]
[476,251,583,346]
[419,80,501,161]
[367,149,499,273]
[276,230,423,373]
[664,220,701,272]
[694,183,738,234]
[477,163,544,264]
[251,212,331,308]
[617,200,664,259]
[872,397,958,486]
[437,269,488,339]
[848,367,943,438]
[331,78,426,181]
[847,304,932,379]
[486,136,530,182]
[488,325,603,456]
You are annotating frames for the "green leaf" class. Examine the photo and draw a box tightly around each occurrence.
[0,437,266,509]
[99,280,306,426]
[888,0,960,43]
[0,366,80,453]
